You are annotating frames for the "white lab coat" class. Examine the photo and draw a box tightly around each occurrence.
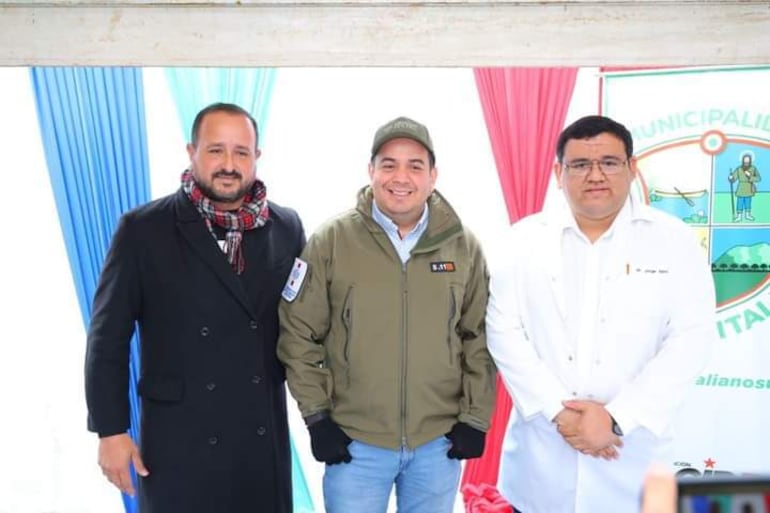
[486,197,716,513]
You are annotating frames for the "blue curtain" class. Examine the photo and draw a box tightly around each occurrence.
[165,67,276,144]
[165,67,315,512]
[30,67,149,513]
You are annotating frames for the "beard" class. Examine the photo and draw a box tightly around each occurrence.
[194,169,254,205]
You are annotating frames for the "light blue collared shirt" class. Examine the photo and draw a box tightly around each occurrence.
[371,200,430,264]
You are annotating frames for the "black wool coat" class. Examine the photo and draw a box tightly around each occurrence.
[85,189,305,513]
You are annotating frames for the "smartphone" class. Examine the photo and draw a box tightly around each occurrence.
[677,475,770,513]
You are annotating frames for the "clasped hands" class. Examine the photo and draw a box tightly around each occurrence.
[554,399,623,461]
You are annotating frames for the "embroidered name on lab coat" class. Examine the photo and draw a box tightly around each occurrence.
[633,267,669,274]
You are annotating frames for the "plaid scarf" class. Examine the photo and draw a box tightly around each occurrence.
[181,168,269,274]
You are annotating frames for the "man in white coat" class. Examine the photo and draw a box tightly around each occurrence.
[486,115,716,513]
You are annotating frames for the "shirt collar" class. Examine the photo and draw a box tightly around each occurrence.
[556,193,646,241]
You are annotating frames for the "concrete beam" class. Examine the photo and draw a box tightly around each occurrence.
[1,1,768,66]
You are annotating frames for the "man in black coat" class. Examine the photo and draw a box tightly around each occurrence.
[85,102,304,513]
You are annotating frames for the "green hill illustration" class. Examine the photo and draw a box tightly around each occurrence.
[712,242,770,304]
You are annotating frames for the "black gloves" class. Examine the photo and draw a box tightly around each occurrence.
[446,422,486,460]
[307,417,483,462]
[308,416,353,465]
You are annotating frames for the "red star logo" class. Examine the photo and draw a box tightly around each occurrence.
[704,458,716,469]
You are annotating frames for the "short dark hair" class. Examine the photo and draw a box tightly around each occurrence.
[190,102,259,150]
[556,115,633,162]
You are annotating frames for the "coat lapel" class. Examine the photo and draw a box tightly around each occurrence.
[240,223,273,318]
[173,190,255,317]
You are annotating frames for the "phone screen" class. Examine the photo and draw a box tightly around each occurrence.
[677,476,770,513]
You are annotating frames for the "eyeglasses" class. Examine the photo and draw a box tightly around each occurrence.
[562,158,628,176]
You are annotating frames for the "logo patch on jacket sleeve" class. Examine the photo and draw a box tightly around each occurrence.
[282,258,308,302]
[430,261,456,273]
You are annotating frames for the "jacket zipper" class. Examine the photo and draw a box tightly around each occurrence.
[447,287,456,366]
[400,262,408,448]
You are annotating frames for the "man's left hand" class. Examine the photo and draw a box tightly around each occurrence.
[446,422,486,460]
[558,400,622,454]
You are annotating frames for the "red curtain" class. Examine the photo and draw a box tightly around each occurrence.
[462,67,578,512]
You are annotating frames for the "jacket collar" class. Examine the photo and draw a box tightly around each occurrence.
[355,186,463,251]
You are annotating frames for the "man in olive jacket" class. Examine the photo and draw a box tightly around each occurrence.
[85,103,304,513]
[278,116,496,513]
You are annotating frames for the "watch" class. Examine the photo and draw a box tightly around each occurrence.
[610,415,624,437]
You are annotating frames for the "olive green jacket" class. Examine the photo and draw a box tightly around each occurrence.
[278,187,495,449]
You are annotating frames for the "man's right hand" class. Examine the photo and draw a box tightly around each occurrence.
[554,406,621,460]
[98,433,149,497]
[553,407,581,433]
[308,417,353,465]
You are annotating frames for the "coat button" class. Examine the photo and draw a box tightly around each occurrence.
[249,320,258,330]
[251,375,262,384]
[206,383,216,391]
[257,427,266,436]
[208,436,218,445]
[200,326,210,336]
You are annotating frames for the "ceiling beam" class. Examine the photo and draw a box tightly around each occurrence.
[1,1,768,66]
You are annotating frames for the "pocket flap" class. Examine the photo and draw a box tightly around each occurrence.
[138,375,184,402]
